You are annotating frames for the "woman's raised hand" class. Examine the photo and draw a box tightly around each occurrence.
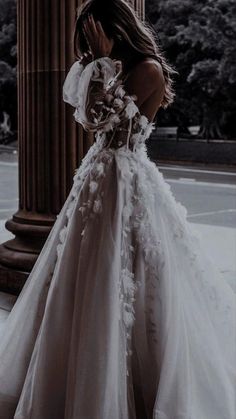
[82,14,114,60]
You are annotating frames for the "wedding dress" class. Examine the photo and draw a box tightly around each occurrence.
[0,56,235,419]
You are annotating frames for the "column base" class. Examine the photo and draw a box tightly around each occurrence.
[0,210,56,295]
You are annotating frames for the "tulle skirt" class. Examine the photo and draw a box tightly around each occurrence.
[0,141,235,419]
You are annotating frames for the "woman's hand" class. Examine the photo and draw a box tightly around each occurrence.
[82,14,114,60]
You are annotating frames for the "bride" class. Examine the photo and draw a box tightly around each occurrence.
[0,0,235,418]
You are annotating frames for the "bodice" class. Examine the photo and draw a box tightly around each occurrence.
[95,112,155,152]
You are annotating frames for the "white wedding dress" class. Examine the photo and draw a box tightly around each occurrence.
[0,57,235,419]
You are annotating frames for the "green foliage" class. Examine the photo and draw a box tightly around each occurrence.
[146,0,236,139]
[0,0,17,136]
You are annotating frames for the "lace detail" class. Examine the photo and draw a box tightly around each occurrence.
[55,141,106,260]
[116,153,139,378]
[76,151,114,237]
[115,151,166,378]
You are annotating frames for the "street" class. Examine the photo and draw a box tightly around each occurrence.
[158,164,236,228]
[0,160,18,221]
[157,164,236,289]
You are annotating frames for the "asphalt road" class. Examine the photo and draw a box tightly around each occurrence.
[0,159,236,228]
[0,160,18,220]
[158,164,236,228]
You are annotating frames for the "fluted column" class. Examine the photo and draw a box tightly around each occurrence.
[0,0,93,294]
[0,0,145,295]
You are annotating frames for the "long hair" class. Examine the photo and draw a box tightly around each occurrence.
[74,0,176,108]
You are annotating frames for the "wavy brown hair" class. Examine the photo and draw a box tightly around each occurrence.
[74,0,176,108]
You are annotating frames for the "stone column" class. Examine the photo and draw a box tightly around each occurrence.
[0,0,144,295]
[0,0,94,294]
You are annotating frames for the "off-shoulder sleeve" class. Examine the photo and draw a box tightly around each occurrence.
[62,57,139,133]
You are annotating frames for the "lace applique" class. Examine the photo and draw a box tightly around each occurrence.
[118,268,138,329]
[55,141,105,261]
[76,150,114,238]
[118,189,139,376]
[116,153,165,376]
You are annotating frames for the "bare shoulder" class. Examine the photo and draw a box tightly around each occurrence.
[127,59,165,90]
[124,58,165,111]
[136,59,164,83]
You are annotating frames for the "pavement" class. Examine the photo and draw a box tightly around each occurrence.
[0,154,235,324]
[192,223,236,292]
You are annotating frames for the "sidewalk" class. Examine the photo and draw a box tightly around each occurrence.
[193,223,236,292]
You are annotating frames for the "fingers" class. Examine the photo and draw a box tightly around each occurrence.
[82,14,110,58]
[82,28,91,52]
[89,15,98,36]
[83,15,100,55]
[83,15,97,43]
[83,21,92,49]
[96,21,106,38]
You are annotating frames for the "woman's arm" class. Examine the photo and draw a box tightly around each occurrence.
[63,56,139,132]
[63,15,161,132]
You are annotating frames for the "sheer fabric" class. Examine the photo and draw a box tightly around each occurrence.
[0,56,235,419]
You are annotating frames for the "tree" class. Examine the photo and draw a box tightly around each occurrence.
[146,0,236,139]
[0,0,17,139]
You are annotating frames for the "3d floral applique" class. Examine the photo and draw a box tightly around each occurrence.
[72,150,115,240]
[89,180,98,194]
[114,84,126,99]
[93,197,103,214]
[93,161,105,177]
[54,140,107,266]
[124,100,139,120]
[120,268,139,329]
[113,98,124,110]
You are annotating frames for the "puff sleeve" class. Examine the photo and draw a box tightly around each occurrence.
[63,56,140,133]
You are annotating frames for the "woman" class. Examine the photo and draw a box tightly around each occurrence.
[0,0,235,418]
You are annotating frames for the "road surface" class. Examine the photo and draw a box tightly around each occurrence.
[158,163,236,228]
